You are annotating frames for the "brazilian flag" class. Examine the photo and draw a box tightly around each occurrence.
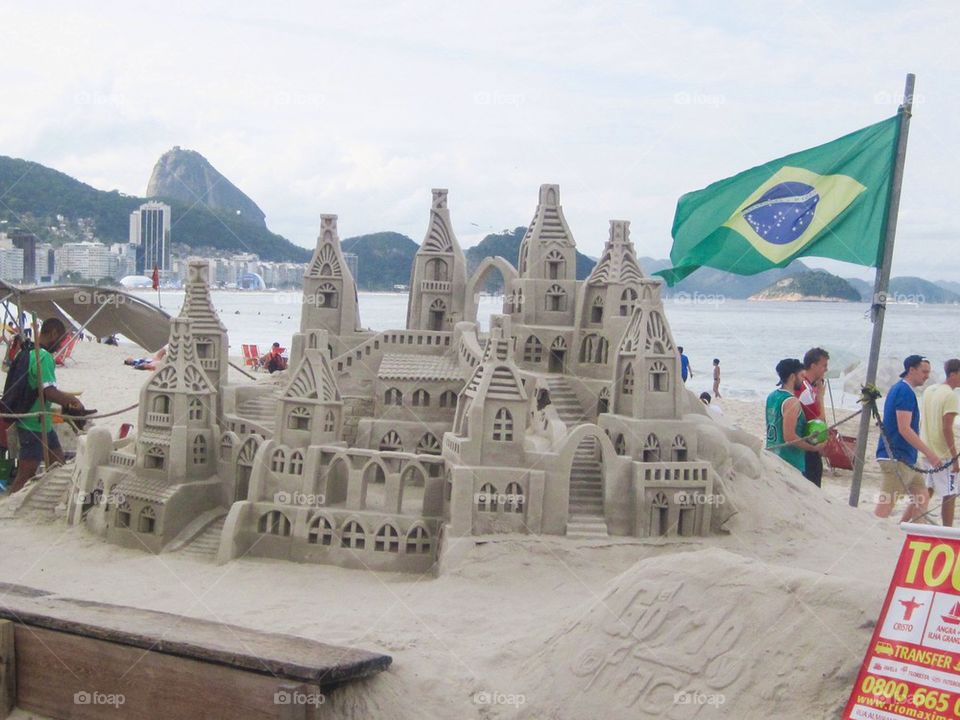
[656,115,901,285]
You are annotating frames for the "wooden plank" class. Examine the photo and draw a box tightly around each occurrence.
[0,620,14,720]
[16,625,325,720]
[0,582,389,687]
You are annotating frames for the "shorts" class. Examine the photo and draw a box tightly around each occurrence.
[16,426,62,462]
[878,460,926,504]
[925,460,958,498]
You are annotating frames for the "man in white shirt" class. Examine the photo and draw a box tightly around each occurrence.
[920,358,960,526]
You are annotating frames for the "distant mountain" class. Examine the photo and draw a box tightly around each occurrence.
[341,232,419,291]
[937,280,960,295]
[0,156,309,263]
[464,227,596,291]
[640,257,811,299]
[146,146,267,228]
[846,276,960,304]
[844,277,873,299]
[751,270,861,302]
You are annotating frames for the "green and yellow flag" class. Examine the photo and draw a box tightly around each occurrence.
[656,115,900,285]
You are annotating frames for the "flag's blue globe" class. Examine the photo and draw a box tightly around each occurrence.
[742,181,820,245]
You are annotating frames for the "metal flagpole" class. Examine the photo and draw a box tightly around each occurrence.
[849,73,916,507]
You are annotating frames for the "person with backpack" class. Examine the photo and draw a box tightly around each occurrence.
[5,318,85,495]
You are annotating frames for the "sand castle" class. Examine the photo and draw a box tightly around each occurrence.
[55,184,750,573]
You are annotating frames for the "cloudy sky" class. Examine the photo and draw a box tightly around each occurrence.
[2,1,957,279]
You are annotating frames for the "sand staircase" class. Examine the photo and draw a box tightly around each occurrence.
[544,376,590,427]
[566,436,608,539]
[236,394,276,432]
[11,462,77,518]
[179,514,227,562]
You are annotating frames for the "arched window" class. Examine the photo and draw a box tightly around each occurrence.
[428,298,447,331]
[546,284,567,312]
[384,388,403,406]
[515,288,524,313]
[596,337,609,365]
[145,446,165,470]
[523,336,543,363]
[620,287,638,316]
[138,505,156,533]
[406,525,432,554]
[188,397,204,421]
[374,524,401,553]
[427,258,448,282]
[379,431,403,452]
[288,406,311,431]
[307,514,334,545]
[271,448,286,472]
[649,360,669,392]
[341,520,366,549]
[492,408,513,442]
[597,387,610,414]
[288,451,304,475]
[579,335,596,364]
[412,389,430,407]
[505,482,524,513]
[614,433,627,456]
[439,390,458,408]
[545,249,565,280]
[220,434,234,461]
[153,395,170,414]
[258,510,291,536]
[478,483,498,512]
[643,434,661,462]
[672,435,688,462]
[416,433,441,455]
[591,294,604,323]
[317,282,338,308]
[622,363,634,395]
[192,435,207,465]
[652,491,669,536]
[117,501,131,528]
[323,410,336,433]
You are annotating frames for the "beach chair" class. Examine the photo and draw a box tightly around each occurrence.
[242,344,260,368]
[55,332,80,366]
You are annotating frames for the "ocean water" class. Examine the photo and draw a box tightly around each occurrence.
[135,290,958,408]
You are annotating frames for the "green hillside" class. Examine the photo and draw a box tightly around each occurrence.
[751,270,861,301]
[464,227,596,291]
[0,156,310,263]
[340,232,419,291]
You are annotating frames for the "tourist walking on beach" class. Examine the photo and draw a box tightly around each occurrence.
[875,355,940,522]
[679,346,693,383]
[712,358,721,399]
[920,358,960,526]
[765,358,822,473]
[796,347,830,488]
[9,318,85,495]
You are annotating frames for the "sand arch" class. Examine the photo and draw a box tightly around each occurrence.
[465,256,518,321]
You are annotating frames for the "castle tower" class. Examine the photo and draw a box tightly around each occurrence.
[301,214,361,339]
[178,260,228,392]
[274,328,344,448]
[135,317,220,482]
[406,189,467,331]
[510,184,578,328]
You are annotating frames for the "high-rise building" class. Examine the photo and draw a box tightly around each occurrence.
[129,201,171,274]
[8,231,37,283]
[343,252,359,285]
[0,246,24,283]
[56,241,112,280]
[35,243,55,283]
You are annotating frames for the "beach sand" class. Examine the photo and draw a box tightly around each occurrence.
[0,343,926,719]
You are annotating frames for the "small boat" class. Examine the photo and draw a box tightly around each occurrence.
[942,601,960,625]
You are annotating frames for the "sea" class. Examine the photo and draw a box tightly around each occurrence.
[133,290,959,410]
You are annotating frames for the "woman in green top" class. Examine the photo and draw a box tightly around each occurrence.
[765,358,822,472]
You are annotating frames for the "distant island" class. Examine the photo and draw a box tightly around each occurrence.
[749,271,861,302]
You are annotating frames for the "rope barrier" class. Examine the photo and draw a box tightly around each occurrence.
[0,402,139,422]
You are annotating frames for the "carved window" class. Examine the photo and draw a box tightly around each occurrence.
[138,505,156,533]
[596,337,609,365]
[412,389,430,407]
[153,394,170,414]
[271,449,286,473]
[323,410,336,433]
[478,483,498,512]
[427,258,448,282]
[652,491,670,536]
[614,433,627,456]
[192,435,207,465]
[597,387,610,414]
[672,435,688,462]
[416,433,441,455]
[493,408,513,442]
[384,388,403,406]
[220,434,234,461]
[546,250,565,280]
[649,360,669,392]
[379,431,403,452]
[622,363,634,396]
[505,482,524,514]
[145,446,165,470]
[117,501,131,528]
[374,524,401,553]
[591,294,604,323]
[546,284,567,312]
[643,434,661,462]
[579,335,596,364]
[620,287,638,316]
[307,515,335,545]
[514,288,524,313]
[439,390,458,408]
[341,520,366,549]
[188,397,203,421]
[523,336,543,363]
[317,281,338,308]
[258,510,291,536]
[405,525,432,554]
[288,405,311,431]
[288,451,304,475]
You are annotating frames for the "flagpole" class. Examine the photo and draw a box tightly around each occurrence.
[849,73,915,507]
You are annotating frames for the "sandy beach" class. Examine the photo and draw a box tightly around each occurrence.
[0,341,925,719]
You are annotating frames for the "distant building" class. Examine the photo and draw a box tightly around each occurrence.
[35,243,55,283]
[0,246,25,283]
[56,241,112,280]
[343,252,359,285]
[8,231,37,283]
[130,201,171,274]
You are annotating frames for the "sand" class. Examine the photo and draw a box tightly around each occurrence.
[0,343,923,719]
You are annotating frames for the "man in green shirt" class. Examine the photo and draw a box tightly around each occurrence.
[9,318,85,494]
[765,358,822,473]
[920,358,960,526]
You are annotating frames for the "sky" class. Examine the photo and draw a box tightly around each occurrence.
[1,0,957,280]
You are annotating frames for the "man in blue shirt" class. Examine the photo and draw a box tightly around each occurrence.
[875,355,940,521]
[678,346,693,383]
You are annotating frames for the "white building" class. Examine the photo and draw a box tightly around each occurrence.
[56,241,113,280]
[0,246,25,283]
